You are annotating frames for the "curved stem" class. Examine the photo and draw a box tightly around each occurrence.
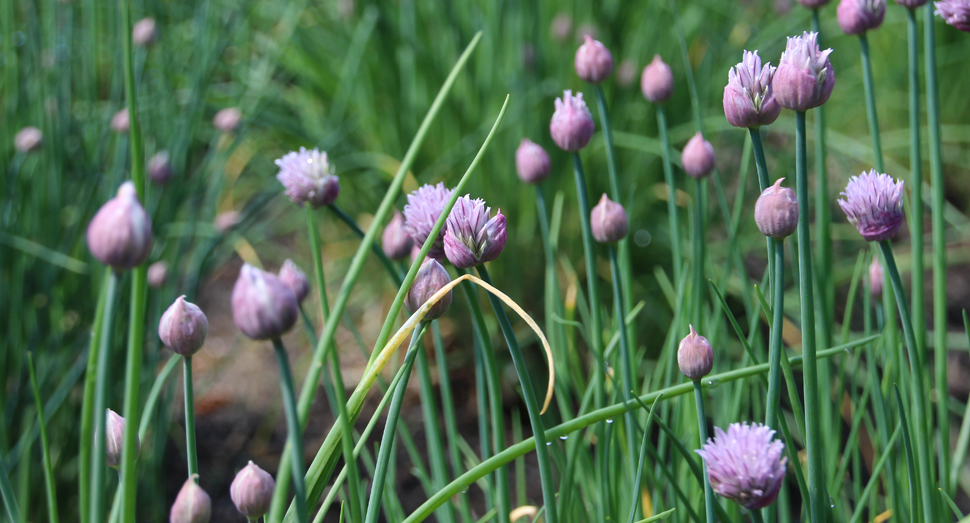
[90,271,120,523]
[657,106,682,286]
[476,265,557,523]
[765,239,786,429]
[183,356,198,478]
[273,338,308,523]
[608,245,637,470]
[693,380,717,523]
[859,34,885,173]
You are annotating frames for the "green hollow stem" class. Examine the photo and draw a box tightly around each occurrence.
[925,4,950,494]
[691,178,705,327]
[693,381,717,523]
[795,111,824,523]
[26,353,58,523]
[656,106,683,286]
[90,271,120,523]
[476,265,557,523]
[402,339,873,522]
[906,7,927,360]
[858,34,885,173]
[752,510,766,523]
[431,322,473,521]
[363,325,425,523]
[183,357,198,478]
[306,209,331,317]
[79,271,109,523]
[0,445,20,522]
[608,245,637,471]
[764,239,786,430]
[273,338,309,523]
[878,241,937,523]
[749,128,777,290]
[812,8,834,357]
[415,334,457,523]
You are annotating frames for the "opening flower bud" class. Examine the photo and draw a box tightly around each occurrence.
[159,296,208,356]
[275,148,340,208]
[86,181,153,270]
[681,132,716,179]
[549,90,595,152]
[837,0,886,35]
[231,264,299,340]
[213,107,241,132]
[230,461,276,520]
[443,196,507,269]
[14,127,43,153]
[170,476,211,523]
[590,194,628,244]
[404,258,453,321]
[278,259,311,303]
[773,32,835,111]
[105,409,138,469]
[382,210,415,260]
[678,324,714,380]
[515,138,551,185]
[148,150,173,185]
[148,261,169,288]
[754,178,798,239]
[574,35,614,83]
[641,55,675,104]
[723,50,781,129]
[132,17,157,46]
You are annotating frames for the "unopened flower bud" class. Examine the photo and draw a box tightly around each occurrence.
[869,257,884,297]
[111,109,130,133]
[159,296,208,356]
[213,107,241,132]
[382,210,414,260]
[678,324,714,380]
[86,181,153,270]
[515,138,551,184]
[170,476,211,523]
[148,151,173,185]
[754,178,798,239]
[231,264,299,340]
[591,194,628,243]
[148,261,169,288]
[14,127,43,153]
[550,13,573,42]
[574,35,614,83]
[105,408,138,468]
[724,50,781,129]
[641,55,675,104]
[278,259,310,303]
[230,461,275,520]
[681,133,716,179]
[404,258,453,321]
[550,90,595,152]
[838,0,886,35]
[132,18,157,46]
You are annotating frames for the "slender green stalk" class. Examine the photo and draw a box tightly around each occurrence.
[415,337,457,523]
[925,3,950,494]
[858,35,885,173]
[79,271,109,523]
[273,338,309,523]
[749,128,777,290]
[0,444,20,523]
[305,209,330,317]
[812,8,834,362]
[657,106,683,286]
[691,178,705,327]
[951,312,970,490]
[183,357,198,478]
[752,511,766,523]
[795,111,824,523]
[906,7,927,360]
[26,354,58,523]
[430,323,473,521]
[878,241,937,523]
[138,355,181,438]
[764,239,786,430]
[90,271,120,523]
[476,265,557,523]
[363,325,426,523]
[608,245,637,471]
[693,381,717,523]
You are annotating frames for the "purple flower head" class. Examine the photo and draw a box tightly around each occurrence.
[641,55,675,104]
[132,17,157,46]
[275,147,340,208]
[382,210,414,260]
[696,422,788,510]
[231,264,299,340]
[678,324,714,380]
[681,132,716,179]
[105,409,138,468]
[574,35,614,83]
[550,90,595,152]
[404,258,453,321]
[837,0,887,35]
[159,296,209,356]
[148,150,173,185]
[444,195,507,269]
[839,170,903,242]
[515,138,551,184]
[170,476,211,523]
[773,32,835,111]
[754,178,798,239]
[724,50,782,128]
[935,0,970,31]
[278,259,311,303]
[837,170,905,242]
[86,181,153,270]
[403,183,454,260]
[590,193,628,244]
[14,127,43,153]
[213,107,241,132]
[869,257,884,297]
[230,461,275,520]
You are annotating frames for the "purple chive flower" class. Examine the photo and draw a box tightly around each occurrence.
[278,259,311,303]
[515,138,552,184]
[159,296,209,356]
[678,325,714,380]
[14,127,43,153]
[111,109,130,134]
[132,17,157,46]
[550,90,596,152]
[382,210,414,260]
[213,107,241,132]
[590,194,628,244]
[681,132,716,179]
[443,195,507,269]
[696,422,788,510]
[170,476,211,523]
[837,0,886,35]
[575,35,614,83]
[773,32,835,112]
[935,0,970,31]
[404,258,453,321]
[641,55,675,104]
[723,50,782,129]
[147,261,169,288]
[869,257,884,297]
[148,151,173,185]
[754,178,799,239]
[231,264,299,340]
[105,409,138,468]
[230,461,275,520]
[275,147,340,208]
[403,183,454,260]
[86,181,153,270]
[837,170,905,242]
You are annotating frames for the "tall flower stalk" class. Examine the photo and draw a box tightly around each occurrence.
[678,327,717,523]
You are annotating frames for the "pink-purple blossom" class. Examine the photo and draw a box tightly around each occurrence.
[443,195,507,269]
[696,422,788,510]
[773,32,835,112]
[403,183,454,260]
[275,147,340,208]
[723,50,781,128]
[935,0,970,31]
[549,90,595,152]
[837,170,905,242]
